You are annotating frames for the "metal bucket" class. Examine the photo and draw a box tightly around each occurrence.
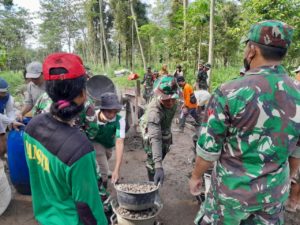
[87,75,116,108]
[115,182,159,211]
[110,199,162,225]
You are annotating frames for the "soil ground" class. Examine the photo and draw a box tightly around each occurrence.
[1,123,300,225]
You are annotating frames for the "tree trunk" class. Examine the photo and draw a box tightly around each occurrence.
[86,0,98,65]
[82,34,90,62]
[131,16,134,71]
[198,25,204,63]
[99,0,110,67]
[198,31,202,63]
[98,21,105,69]
[126,42,129,67]
[130,0,146,71]
[208,0,215,87]
[118,42,121,66]
[148,36,151,65]
[224,56,228,67]
[183,0,188,61]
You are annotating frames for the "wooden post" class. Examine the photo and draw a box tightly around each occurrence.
[207,0,215,87]
[134,80,141,132]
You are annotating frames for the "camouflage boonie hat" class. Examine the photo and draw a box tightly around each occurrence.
[154,76,178,100]
[243,20,294,48]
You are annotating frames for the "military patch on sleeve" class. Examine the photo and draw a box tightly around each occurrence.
[207,108,214,117]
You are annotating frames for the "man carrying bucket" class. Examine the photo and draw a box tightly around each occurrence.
[140,76,178,185]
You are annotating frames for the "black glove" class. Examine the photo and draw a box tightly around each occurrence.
[154,168,164,185]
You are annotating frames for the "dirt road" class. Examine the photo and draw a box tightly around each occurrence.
[1,124,300,225]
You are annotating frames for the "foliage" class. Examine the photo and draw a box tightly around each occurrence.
[210,66,240,91]
[0,6,33,70]
[0,71,24,100]
[150,0,172,28]
[214,1,241,66]
[0,45,6,69]
[240,0,300,64]
[109,0,148,68]
[39,0,84,54]
[0,0,13,9]
[2,0,300,93]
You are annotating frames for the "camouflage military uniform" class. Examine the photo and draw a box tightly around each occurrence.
[140,97,177,176]
[142,72,154,102]
[197,70,208,90]
[32,92,52,116]
[195,21,300,225]
[139,76,178,178]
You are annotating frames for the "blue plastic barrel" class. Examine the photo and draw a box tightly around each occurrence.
[7,118,31,195]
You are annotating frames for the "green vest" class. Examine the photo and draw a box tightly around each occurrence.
[93,114,123,149]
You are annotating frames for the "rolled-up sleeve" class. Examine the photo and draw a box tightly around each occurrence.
[197,89,229,161]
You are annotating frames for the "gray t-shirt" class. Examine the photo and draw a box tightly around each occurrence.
[24,82,45,107]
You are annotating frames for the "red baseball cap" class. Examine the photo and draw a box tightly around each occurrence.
[43,53,86,80]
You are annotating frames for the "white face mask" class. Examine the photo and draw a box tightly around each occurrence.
[100,111,116,122]
[106,117,116,122]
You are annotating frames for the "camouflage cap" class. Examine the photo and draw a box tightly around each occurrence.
[204,63,211,69]
[243,20,294,49]
[154,76,179,100]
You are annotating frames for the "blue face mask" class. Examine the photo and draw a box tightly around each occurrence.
[0,93,9,114]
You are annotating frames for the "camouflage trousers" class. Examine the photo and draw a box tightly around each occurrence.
[143,87,153,103]
[143,136,172,177]
[195,191,284,225]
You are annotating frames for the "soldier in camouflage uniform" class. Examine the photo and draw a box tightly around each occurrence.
[189,20,300,225]
[197,63,210,90]
[141,67,154,102]
[139,76,178,184]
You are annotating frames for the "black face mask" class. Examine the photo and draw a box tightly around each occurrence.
[243,44,255,72]
[243,58,251,72]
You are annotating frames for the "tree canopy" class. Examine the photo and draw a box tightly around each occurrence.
[0,0,299,73]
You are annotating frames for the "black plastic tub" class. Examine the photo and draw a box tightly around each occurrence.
[115,182,159,211]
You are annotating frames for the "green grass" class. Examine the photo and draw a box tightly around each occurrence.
[88,62,146,89]
[0,71,24,101]
[210,66,240,91]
